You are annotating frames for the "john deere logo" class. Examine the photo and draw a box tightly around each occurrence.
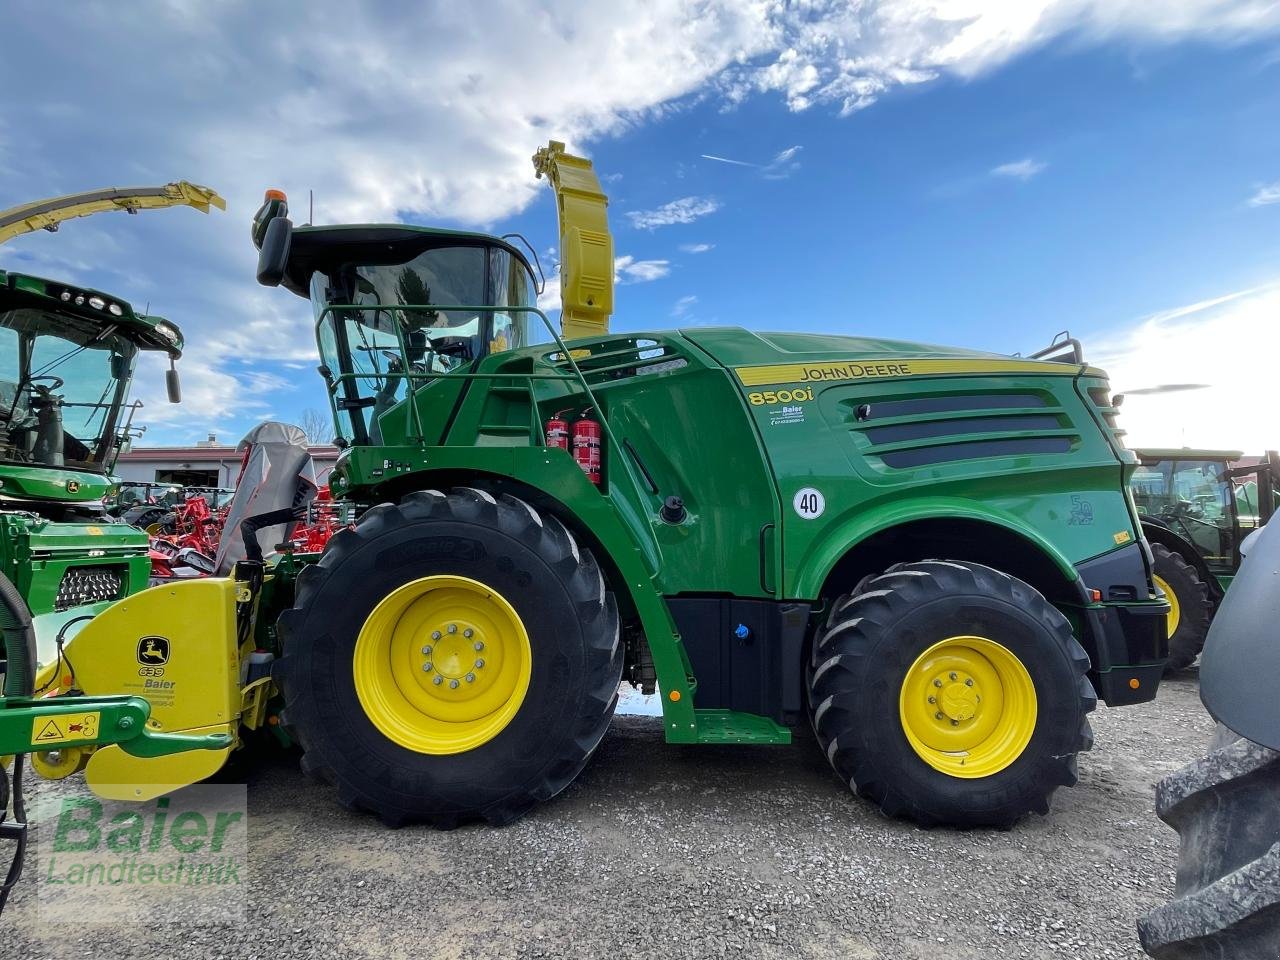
[66,480,80,493]
[137,636,170,665]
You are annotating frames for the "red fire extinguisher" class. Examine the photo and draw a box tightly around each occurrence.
[544,411,570,451]
[572,410,602,485]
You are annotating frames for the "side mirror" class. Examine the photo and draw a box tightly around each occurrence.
[166,366,182,404]
[254,190,293,287]
[256,216,293,286]
[110,354,131,381]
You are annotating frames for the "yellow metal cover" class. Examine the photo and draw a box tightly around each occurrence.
[62,578,242,796]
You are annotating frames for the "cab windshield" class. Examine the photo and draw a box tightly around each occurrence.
[0,307,136,472]
[1131,458,1238,569]
[310,242,539,445]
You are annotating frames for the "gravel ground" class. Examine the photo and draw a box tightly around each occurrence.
[7,671,1212,960]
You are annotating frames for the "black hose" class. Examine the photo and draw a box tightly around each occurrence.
[0,572,35,698]
[0,755,28,915]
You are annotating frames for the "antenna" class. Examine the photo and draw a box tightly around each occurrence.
[309,189,314,226]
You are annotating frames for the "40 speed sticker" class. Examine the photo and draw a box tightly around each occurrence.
[793,488,825,520]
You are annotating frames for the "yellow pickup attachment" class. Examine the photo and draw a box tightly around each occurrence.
[0,181,225,246]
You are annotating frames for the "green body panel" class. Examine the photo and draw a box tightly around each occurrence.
[0,513,148,638]
[0,463,114,503]
[323,322,1149,744]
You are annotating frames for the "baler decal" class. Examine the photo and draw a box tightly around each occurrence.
[733,358,1080,388]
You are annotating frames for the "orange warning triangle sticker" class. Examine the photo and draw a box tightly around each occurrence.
[35,719,62,741]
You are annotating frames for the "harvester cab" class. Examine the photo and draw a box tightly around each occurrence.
[0,182,223,645]
[252,194,552,450]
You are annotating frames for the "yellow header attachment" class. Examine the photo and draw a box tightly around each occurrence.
[532,141,613,340]
[0,181,226,246]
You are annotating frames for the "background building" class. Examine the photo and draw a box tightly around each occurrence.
[116,433,339,487]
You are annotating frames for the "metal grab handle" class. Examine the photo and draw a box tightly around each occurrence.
[759,523,776,596]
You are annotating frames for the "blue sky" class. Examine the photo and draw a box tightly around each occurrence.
[1,2,1277,450]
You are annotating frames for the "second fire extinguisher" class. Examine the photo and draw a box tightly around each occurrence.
[572,411,602,485]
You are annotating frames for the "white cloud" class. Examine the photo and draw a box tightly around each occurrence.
[721,1,1280,117]
[679,243,715,253]
[614,255,670,283]
[763,145,804,179]
[992,158,1048,180]
[1248,180,1280,206]
[625,196,721,230]
[535,253,668,314]
[672,294,699,317]
[1089,282,1280,451]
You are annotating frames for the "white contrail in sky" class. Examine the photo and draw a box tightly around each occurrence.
[700,153,757,167]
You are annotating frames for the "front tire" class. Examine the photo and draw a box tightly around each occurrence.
[808,560,1096,827]
[1151,543,1213,674]
[275,487,622,827]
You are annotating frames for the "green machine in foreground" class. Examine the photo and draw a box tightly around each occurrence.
[1129,448,1277,672]
[0,183,222,646]
[243,143,1168,831]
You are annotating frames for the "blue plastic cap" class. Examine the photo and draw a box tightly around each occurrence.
[733,623,750,640]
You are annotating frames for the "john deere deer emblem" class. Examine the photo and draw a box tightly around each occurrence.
[137,636,170,665]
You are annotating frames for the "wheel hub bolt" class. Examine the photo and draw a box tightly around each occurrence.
[448,624,458,634]
[463,628,474,638]
[432,675,443,686]
[474,641,484,652]
[431,630,442,641]
[475,658,485,669]
[465,673,475,683]
[449,679,460,689]
[927,695,936,704]
[949,672,958,681]
[965,678,973,686]
[950,719,959,726]
[421,645,433,656]
[935,711,944,720]
[422,662,433,672]
[933,679,943,688]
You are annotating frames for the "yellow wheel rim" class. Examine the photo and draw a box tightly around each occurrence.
[353,575,532,755]
[899,636,1038,779]
[1153,574,1181,637]
[31,746,90,780]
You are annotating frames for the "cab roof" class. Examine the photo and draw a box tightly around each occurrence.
[0,268,183,355]
[1135,448,1245,462]
[278,224,536,299]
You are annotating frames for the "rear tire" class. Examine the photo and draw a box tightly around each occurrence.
[275,487,622,827]
[808,560,1096,827]
[1152,544,1213,674]
[1138,725,1280,958]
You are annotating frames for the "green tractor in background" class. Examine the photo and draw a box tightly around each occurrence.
[1129,448,1278,672]
[0,183,220,650]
